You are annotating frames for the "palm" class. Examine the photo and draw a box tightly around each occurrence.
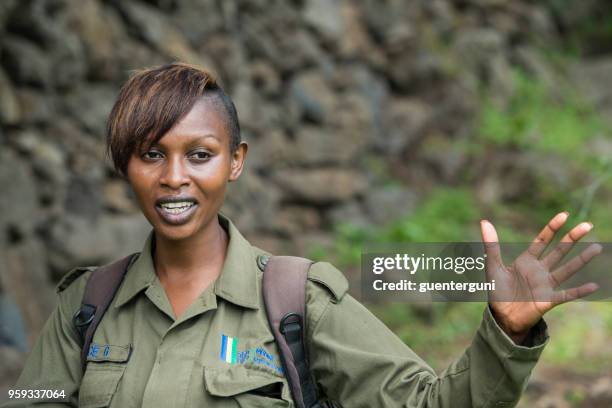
[480,212,601,336]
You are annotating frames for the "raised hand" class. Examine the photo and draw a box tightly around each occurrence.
[480,212,601,344]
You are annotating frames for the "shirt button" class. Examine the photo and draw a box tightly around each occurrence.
[257,254,269,271]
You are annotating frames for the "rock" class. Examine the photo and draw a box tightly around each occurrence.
[336,1,387,67]
[569,57,612,123]
[250,60,281,97]
[9,130,66,183]
[231,81,267,133]
[292,125,362,164]
[420,133,469,183]
[115,1,217,72]
[363,186,419,225]
[587,377,612,408]
[386,48,446,93]
[303,0,344,41]
[46,118,107,168]
[0,67,20,125]
[0,150,39,236]
[0,0,17,27]
[475,151,578,205]
[222,171,282,234]
[47,213,152,274]
[14,88,54,124]
[0,36,51,87]
[272,168,368,204]
[241,14,322,74]
[103,180,139,214]
[5,0,88,88]
[246,129,295,170]
[327,201,369,228]
[244,231,288,256]
[49,30,87,90]
[65,0,128,81]
[64,175,105,219]
[274,205,321,235]
[114,37,168,77]
[454,28,504,65]
[289,71,337,124]
[586,136,612,161]
[288,90,373,164]
[63,84,118,137]
[380,97,431,154]
[8,129,68,208]
[454,29,512,104]
[513,46,556,90]
[0,239,55,347]
[198,34,247,87]
[292,231,336,260]
[330,91,373,132]
[171,0,224,46]
[331,64,388,122]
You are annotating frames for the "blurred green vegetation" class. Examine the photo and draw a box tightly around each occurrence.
[310,58,612,374]
[479,69,611,172]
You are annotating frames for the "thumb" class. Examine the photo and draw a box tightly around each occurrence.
[480,220,503,269]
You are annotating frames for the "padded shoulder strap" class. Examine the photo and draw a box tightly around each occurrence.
[75,253,138,371]
[263,255,324,408]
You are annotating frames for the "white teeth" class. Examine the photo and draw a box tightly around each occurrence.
[159,202,195,214]
[160,201,194,209]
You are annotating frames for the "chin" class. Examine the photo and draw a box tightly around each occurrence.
[154,224,198,241]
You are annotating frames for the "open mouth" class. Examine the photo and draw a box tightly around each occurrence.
[157,201,196,214]
[154,197,199,225]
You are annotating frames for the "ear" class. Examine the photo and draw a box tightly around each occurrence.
[229,141,248,182]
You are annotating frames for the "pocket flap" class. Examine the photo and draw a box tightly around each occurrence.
[86,343,131,363]
[204,366,282,397]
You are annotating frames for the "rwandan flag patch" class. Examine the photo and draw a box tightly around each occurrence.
[220,334,238,364]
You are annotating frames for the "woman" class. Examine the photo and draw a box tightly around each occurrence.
[7,63,600,407]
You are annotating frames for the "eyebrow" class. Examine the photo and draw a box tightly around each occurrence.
[154,134,221,147]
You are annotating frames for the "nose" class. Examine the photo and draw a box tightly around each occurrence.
[159,156,190,189]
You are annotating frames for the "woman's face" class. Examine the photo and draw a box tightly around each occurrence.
[126,98,247,242]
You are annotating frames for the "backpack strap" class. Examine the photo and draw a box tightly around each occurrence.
[262,255,325,408]
[73,253,138,371]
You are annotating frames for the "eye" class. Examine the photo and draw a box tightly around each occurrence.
[142,150,164,160]
[189,151,211,161]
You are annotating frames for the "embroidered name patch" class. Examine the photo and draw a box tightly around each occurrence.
[219,334,283,375]
[87,343,131,362]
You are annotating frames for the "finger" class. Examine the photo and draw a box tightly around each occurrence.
[549,243,602,287]
[527,212,569,258]
[551,282,599,306]
[480,220,502,267]
[542,222,594,269]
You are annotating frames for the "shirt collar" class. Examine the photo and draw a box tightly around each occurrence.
[114,213,260,310]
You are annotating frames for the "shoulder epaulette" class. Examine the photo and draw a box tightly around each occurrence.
[56,266,97,293]
[307,261,349,302]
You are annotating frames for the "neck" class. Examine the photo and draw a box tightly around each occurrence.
[153,216,229,284]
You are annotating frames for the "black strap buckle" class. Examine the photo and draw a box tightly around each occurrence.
[280,312,302,335]
[72,304,96,339]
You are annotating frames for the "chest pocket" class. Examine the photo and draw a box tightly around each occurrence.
[204,365,293,407]
[78,344,131,408]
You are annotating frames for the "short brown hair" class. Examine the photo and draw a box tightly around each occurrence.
[106,62,241,177]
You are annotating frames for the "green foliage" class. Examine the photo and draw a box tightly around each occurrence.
[330,188,480,267]
[479,69,607,160]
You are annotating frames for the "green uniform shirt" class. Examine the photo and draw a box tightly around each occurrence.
[4,214,548,407]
